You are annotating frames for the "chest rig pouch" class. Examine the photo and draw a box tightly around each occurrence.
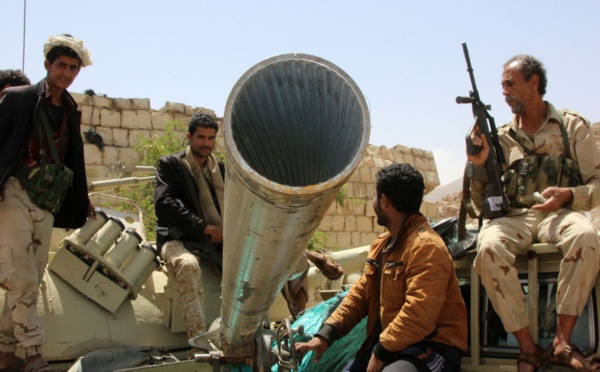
[502,116,582,208]
[15,103,74,214]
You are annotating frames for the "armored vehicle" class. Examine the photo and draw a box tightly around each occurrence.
[4,53,598,371]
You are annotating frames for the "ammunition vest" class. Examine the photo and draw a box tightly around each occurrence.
[501,114,582,208]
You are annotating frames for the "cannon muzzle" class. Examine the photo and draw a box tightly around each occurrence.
[220,53,370,351]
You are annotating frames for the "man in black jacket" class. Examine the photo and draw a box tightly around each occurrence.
[0,34,93,371]
[154,113,225,345]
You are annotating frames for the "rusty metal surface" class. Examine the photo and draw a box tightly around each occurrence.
[220,53,370,348]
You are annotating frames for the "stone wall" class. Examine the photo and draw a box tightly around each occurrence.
[321,145,439,248]
[72,92,440,251]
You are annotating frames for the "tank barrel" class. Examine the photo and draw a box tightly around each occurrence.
[87,176,156,192]
[106,163,156,177]
[220,54,370,350]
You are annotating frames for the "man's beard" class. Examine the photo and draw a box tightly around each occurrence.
[191,146,211,159]
[376,214,389,227]
[506,96,525,114]
[374,203,389,227]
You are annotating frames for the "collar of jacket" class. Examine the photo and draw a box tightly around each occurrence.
[383,211,425,253]
[34,78,78,112]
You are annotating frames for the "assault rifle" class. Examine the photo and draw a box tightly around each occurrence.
[456,43,509,221]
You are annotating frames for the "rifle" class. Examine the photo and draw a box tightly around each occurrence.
[456,42,509,222]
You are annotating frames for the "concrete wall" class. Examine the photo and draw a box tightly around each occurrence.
[72,93,440,251]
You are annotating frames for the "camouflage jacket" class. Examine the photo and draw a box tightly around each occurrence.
[471,102,600,213]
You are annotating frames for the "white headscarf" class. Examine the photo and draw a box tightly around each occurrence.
[43,34,92,67]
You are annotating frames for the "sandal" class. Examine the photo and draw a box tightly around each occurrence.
[0,355,25,372]
[23,356,58,372]
[307,250,343,280]
[548,343,600,371]
[517,344,546,371]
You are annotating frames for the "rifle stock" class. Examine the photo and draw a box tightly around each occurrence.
[457,43,509,220]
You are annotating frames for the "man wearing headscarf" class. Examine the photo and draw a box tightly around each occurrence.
[0,33,93,372]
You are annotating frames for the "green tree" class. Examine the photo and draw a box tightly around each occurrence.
[114,120,188,241]
[335,184,347,206]
[307,229,329,252]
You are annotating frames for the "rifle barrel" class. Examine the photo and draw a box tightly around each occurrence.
[456,96,474,104]
[462,42,480,100]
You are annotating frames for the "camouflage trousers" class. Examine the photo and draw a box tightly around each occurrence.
[474,208,600,333]
[0,177,53,356]
[161,240,207,339]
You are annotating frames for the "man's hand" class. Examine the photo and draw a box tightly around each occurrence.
[531,187,573,212]
[466,126,490,167]
[87,202,97,218]
[203,224,223,243]
[367,353,385,372]
[295,336,329,364]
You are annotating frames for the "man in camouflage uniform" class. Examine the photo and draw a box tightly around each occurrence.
[468,55,600,372]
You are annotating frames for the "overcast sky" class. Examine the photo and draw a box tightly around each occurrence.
[3,0,599,185]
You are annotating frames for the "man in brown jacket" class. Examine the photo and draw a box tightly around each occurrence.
[296,163,468,372]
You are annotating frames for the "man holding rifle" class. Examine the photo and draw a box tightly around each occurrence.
[467,55,600,372]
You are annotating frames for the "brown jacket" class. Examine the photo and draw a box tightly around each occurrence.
[321,213,468,358]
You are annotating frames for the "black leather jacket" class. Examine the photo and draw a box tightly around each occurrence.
[154,150,225,254]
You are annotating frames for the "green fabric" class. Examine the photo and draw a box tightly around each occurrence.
[15,163,73,213]
[272,290,367,372]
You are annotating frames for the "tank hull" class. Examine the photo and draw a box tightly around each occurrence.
[28,269,188,361]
